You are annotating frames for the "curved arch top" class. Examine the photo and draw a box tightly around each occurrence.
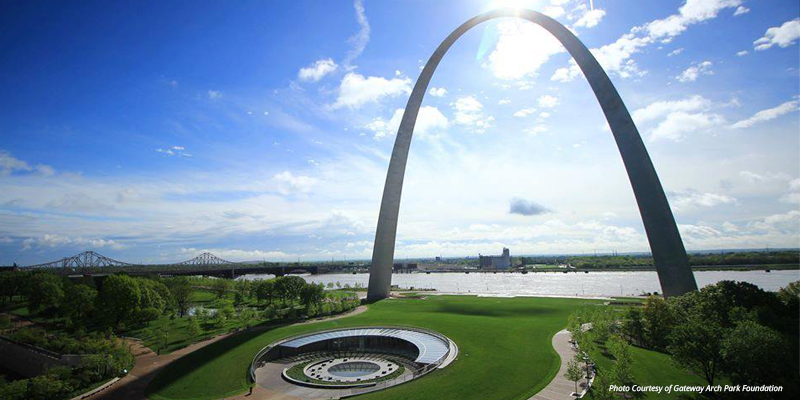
[366,8,698,300]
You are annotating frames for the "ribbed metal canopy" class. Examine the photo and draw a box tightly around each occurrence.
[280,328,450,364]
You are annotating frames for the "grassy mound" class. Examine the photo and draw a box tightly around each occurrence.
[146,295,595,400]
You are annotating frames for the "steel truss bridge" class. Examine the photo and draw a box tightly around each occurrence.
[26,251,238,269]
[23,251,327,278]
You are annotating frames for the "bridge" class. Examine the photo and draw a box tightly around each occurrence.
[23,251,328,278]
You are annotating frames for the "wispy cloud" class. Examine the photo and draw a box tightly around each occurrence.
[731,99,799,129]
[343,0,371,67]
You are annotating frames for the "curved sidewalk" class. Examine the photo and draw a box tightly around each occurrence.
[528,329,584,400]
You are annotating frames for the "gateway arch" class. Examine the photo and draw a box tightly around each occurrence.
[366,8,698,300]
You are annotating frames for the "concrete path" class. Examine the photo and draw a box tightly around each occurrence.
[528,329,586,400]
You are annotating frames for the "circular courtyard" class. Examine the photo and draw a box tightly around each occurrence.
[250,327,458,398]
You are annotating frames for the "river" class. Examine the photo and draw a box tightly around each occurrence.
[237,270,799,297]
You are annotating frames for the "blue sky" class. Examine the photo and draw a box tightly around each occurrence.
[1,0,799,265]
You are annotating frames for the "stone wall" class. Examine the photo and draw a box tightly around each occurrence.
[0,336,83,377]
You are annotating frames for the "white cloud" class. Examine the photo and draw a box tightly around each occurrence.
[513,108,537,118]
[679,224,722,240]
[781,178,800,204]
[298,58,338,82]
[754,18,800,50]
[632,95,711,124]
[22,234,126,251]
[649,111,725,142]
[0,150,31,175]
[677,60,714,82]
[574,8,606,28]
[730,100,799,129]
[36,165,56,176]
[498,98,511,105]
[452,96,494,133]
[429,87,447,97]
[733,6,749,16]
[645,0,742,39]
[543,6,565,18]
[748,210,800,232]
[0,150,55,177]
[552,0,741,82]
[332,72,411,109]
[722,221,738,232]
[343,0,371,66]
[671,191,737,209]
[736,50,748,56]
[739,170,791,184]
[486,19,565,80]
[551,33,650,82]
[668,48,684,57]
[273,171,317,195]
[367,106,448,140]
[537,94,559,108]
[632,95,724,142]
[526,125,548,135]
[207,90,221,99]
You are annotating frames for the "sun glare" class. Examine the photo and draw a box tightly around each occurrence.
[487,0,542,11]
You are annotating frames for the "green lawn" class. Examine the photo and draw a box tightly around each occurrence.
[147,295,599,400]
[124,312,250,354]
[587,343,708,400]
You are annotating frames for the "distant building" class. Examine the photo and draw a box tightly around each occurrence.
[393,262,418,273]
[479,248,511,269]
[435,256,442,262]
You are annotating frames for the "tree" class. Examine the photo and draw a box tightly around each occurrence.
[234,290,245,308]
[300,283,326,309]
[564,358,583,395]
[274,276,305,305]
[187,316,201,340]
[156,330,170,355]
[667,313,725,386]
[622,307,645,346]
[608,335,633,385]
[641,295,674,350]
[59,284,97,324]
[211,279,231,299]
[777,281,799,307]
[0,272,26,305]
[97,275,141,327]
[721,320,786,386]
[137,307,160,324]
[25,273,65,313]
[0,379,29,400]
[167,277,192,317]
[591,369,616,400]
[254,279,276,305]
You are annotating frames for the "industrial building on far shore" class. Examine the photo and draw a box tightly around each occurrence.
[478,248,511,269]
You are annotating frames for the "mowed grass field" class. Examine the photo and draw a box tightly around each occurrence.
[146,295,599,400]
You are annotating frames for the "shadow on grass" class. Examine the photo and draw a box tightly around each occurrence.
[144,320,292,397]
[434,302,560,318]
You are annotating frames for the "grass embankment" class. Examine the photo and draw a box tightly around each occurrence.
[146,295,714,400]
[147,295,597,400]
[586,344,708,400]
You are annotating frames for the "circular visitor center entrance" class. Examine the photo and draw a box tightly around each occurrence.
[250,327,458,398]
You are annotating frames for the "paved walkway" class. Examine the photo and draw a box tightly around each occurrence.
[87,305,368,400]
[528,329,587,400]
